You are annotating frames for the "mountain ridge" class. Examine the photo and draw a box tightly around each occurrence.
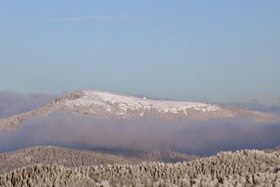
[0,145,197,175]
[0,89,277,131]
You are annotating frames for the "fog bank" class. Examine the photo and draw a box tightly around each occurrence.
[0,112,279,156]
[0,91,55,118]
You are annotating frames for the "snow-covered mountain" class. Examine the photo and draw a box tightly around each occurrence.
[0,90,277,131]
[62,90,220,117]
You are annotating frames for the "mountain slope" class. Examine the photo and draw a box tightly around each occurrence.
[0,90,277,131]
[1,149,280,186]
[0,146,197,174]
[0,146,141,175]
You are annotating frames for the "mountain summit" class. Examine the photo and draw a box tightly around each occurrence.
[0,90,277,131]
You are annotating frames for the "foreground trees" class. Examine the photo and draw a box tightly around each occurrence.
[1,150,280,186]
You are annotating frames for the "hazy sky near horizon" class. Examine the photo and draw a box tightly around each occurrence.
[0,1,279,104]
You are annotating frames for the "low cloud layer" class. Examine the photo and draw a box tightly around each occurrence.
[0,112,279,156]
[0,91,55,118]
[228,101,280,114]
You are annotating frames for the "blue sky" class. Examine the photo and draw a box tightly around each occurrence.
[0,1,279,104]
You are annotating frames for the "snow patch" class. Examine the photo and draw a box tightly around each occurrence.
[63,90,221,117]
